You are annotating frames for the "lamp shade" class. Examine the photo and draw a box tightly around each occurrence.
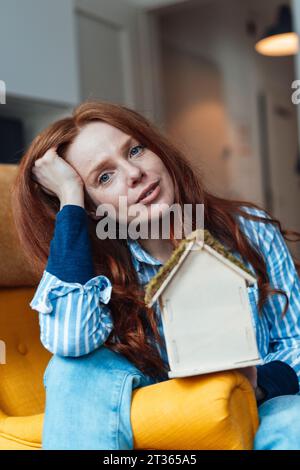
[255,5,299,57]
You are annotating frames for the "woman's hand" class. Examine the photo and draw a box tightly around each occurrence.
[32,147,85,208]
[237,366,257,389]
[236,366,265,402]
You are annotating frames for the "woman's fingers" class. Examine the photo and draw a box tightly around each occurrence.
[236,366,258,389]
[31,146,84,202]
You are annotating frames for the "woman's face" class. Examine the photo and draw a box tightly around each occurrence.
[65,121,175,226]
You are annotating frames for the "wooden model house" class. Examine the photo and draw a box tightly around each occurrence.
[144,229,262,378]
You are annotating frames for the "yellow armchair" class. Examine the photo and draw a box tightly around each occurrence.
[0,164,259,450]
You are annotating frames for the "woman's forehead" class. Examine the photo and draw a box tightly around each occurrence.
[67,122,131,161]
[65,122,134,180]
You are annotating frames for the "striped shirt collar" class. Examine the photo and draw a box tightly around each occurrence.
[126,237,163,272]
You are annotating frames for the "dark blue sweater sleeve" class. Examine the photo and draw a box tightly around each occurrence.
[257,360,299,405]
[46,204,95,284]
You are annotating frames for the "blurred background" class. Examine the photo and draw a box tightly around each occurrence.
[0,0,300,257]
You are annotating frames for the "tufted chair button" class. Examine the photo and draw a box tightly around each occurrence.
[17,343,28,355]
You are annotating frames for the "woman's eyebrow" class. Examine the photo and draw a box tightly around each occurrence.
[87,158,110,182]
[87,136,134,181]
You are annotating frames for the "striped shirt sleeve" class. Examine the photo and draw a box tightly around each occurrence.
[238,207,300,386]
[29,204,114,357]
[29,270,113,356]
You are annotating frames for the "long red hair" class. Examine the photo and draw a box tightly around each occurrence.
[11,101,300,379]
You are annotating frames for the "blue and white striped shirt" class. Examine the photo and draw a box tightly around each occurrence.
[29,205,300,394]
[30,235,168,364]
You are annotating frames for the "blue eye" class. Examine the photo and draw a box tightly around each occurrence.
[98,145,145,185]
[130,145,144,157]
[98,173,111,184]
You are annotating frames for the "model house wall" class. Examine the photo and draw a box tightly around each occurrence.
[152,242,262,378]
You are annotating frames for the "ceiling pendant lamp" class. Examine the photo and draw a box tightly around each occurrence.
[255,5,299,57]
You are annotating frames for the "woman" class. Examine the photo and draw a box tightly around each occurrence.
[11,101,300,450]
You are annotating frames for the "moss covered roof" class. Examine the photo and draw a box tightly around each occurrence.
[144,228,255,307]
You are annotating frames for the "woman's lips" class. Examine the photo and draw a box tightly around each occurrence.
[136,183,161,205]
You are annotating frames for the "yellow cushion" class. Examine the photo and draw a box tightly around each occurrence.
[0,287,51,416]
[0,164,39,287]
[0,412,43,449]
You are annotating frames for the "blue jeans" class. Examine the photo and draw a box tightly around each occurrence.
[42,347,300,450]
[254,394,300,450]
[42,346,158,450]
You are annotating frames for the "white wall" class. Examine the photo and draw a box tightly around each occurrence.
[75,0,146,111]
[0,0,153,150]
[160,43,231,197]
[0,0,79,105]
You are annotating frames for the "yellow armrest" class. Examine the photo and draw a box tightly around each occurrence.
[0,370,258,450]
[131,370,259,450]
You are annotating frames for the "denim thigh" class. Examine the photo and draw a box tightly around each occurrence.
[254,393,300,450]
[42,346,157,450]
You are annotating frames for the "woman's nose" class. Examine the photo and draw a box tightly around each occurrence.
[126,162,144,186]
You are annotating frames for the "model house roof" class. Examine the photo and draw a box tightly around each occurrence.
[144,228,257,308]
